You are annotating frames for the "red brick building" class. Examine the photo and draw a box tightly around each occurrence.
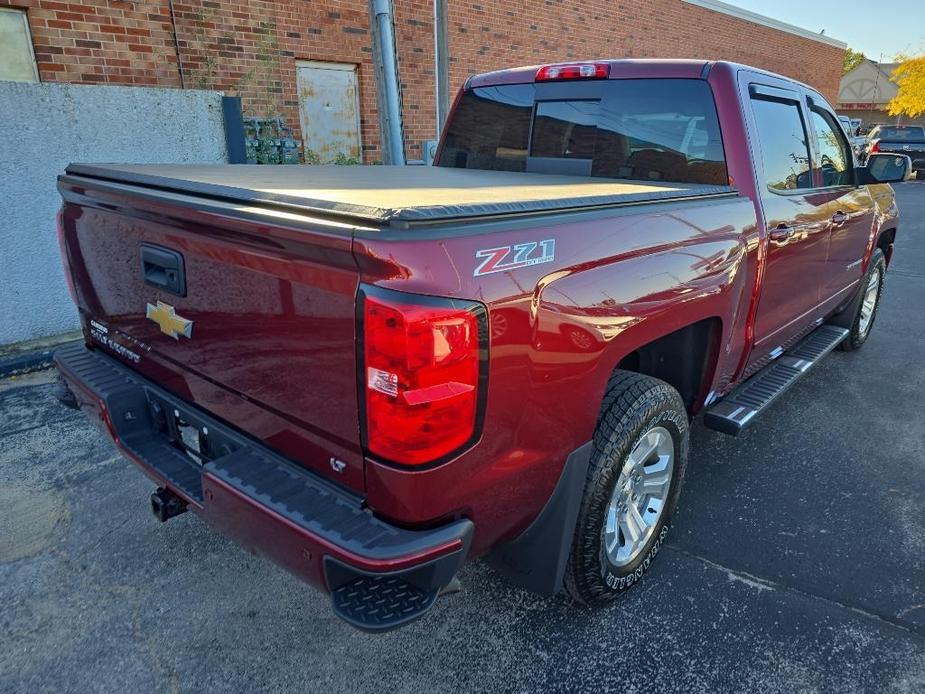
[0,0,846,161]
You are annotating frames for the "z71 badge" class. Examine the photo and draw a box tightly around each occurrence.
[473,239,555,277]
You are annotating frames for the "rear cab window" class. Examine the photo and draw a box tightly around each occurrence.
[437,79,728,186]
[876,126,925,141]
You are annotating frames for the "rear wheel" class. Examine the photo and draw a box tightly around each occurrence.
[564,371,688,604]
[838,248,885,351]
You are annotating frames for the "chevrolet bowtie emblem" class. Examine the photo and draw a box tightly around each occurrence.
[146,301,193,340]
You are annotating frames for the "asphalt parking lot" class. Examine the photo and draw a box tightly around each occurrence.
[2,183,924,693]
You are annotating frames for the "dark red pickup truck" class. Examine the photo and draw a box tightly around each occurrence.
[55,59,910,631]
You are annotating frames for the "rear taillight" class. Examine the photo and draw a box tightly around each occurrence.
[535,62,609,81]
[870,140,880,153]
[361,287,487,467]
[56,208,79,305]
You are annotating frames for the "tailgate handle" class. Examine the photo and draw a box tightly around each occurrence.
[141,244,186,297]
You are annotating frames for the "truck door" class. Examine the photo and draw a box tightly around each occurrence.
[744,82,831,370]
[803,99,876,312]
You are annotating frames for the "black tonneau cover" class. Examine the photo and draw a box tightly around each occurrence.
[64,163,735,225]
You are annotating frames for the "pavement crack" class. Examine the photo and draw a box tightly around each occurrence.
[2,414,83,438]
[77,510,135,560]
[898,605,925,619]
[0,422,49,438]
[666,544,925,640]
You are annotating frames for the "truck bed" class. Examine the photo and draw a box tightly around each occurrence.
[63,163,736,226]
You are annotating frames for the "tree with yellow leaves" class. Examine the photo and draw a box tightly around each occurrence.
[887,55,925,119]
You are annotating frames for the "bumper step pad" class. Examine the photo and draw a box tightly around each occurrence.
[704,324,849,436]
[331,575,439,632]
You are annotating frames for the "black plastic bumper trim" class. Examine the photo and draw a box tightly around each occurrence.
[324,536,469,633]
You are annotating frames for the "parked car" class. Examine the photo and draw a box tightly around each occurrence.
[860,124,925,177]
[838,114,856,135]
[839,115,867,158]
[54,59,910,632]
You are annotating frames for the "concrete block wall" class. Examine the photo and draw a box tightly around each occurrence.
[0,80,227,345]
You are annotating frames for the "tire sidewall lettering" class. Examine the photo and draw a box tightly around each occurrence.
[603,524,670,592]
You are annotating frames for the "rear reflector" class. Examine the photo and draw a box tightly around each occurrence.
[870,141,880,153]
[361,287,487,467]
[536,62,609,81]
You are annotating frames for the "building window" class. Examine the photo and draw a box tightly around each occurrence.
[0,8,39,83]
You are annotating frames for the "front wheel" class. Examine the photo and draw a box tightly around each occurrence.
[564,371,688,604]
[838,248,885,351]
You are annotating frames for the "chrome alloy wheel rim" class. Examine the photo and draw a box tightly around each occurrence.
[858,267,881,337]
[603,426,674,567]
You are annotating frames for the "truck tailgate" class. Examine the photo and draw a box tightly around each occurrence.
[57,173,366,491]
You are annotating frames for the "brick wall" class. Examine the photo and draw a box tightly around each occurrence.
[2,0,181,86]
[4,0,844,162]
[444,1,844,107]
[170,1,383,159]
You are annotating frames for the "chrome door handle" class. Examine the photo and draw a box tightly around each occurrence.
[769,224,795,242]
[830,211,848,224]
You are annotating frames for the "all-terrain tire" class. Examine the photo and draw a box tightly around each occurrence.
[564,370,689,604]
[837,248,886,351]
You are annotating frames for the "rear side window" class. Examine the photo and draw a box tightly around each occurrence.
[437,79,728,185]
[437,85,534,172]
[750,97,812,191]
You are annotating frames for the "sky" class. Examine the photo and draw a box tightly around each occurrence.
[725,0,925,61]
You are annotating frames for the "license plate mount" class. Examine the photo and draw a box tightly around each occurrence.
[176,416,204,464]
[146,392,239,465]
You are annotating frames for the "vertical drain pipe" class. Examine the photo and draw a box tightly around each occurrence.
[167,0,186,89]
[433,0,449,138]
[371,0,406,165]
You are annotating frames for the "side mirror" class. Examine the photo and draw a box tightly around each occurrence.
[858,154,912,184]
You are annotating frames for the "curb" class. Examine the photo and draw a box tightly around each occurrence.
[0,340,80,378]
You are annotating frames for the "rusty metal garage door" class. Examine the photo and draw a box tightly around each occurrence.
[296,61,362,164]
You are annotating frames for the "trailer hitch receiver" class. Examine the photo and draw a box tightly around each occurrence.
[151,487,187,523]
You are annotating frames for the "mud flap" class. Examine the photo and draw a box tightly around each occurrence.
[486,441,593,596]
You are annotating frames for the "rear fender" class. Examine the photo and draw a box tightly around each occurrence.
[534,236,748,430]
